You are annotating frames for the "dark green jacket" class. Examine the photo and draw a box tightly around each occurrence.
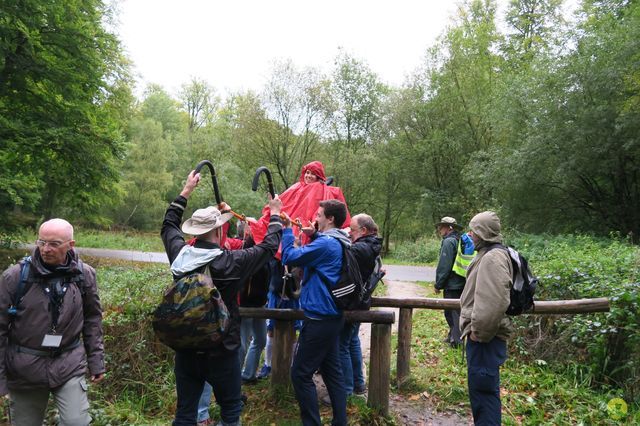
[435,231,466,291]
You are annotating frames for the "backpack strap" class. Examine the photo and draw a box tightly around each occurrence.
[8,256,33,319]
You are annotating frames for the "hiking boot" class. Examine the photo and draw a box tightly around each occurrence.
[353,385,367,395]
[214,420,241,426]
[241,377,258,385]
[256,365,271,379]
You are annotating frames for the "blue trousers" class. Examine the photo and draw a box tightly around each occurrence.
[338,322,365,394]
[466,337,507,426]
[240,317,267,380]
[291,317,347,426]
[173,348,242,426]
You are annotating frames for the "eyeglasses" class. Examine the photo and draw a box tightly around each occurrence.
[36,239,70,248]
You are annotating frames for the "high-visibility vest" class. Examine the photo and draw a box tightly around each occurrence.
[452,238,476,278]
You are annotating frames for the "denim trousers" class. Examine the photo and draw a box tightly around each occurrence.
[240,317,267,380]
[197,382,213,422]
[173,348,242,426]
[291,316,347,426]
[466,337,507,426]
[338,322,365,394]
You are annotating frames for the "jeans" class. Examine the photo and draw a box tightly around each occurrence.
[291,316,347,426]
[338,322,365,395]
[240,317,267,380]
[9,375,90,426]
[466,337,507,426]
[197,382,213,422]
[443,288,463,345]
[173,348,242,426]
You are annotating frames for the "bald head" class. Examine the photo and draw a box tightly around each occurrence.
[38,219,75,266]
[40,218,74,240]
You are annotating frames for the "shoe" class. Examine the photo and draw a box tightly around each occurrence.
[320,394,332,407]
[256,365,271,379]
[241,377,258,385]
[197,419,213,426]
[353,385,367,395]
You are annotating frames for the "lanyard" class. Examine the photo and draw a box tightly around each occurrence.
[42,279,68,334]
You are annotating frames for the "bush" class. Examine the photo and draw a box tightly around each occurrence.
[389,236,441,264]
[506,234,640,403]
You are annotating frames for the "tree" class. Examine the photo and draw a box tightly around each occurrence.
[0,0,132,227]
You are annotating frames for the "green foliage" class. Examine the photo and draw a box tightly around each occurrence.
[0,0,133,227]
[387,236,441,264]
[506,233,640,402]
[72,229,164,252]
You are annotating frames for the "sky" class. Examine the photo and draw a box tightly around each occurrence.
[113,0,577,98]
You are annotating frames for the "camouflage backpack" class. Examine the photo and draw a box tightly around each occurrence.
[152,267,230,351]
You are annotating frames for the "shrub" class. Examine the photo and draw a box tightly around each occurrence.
[389,236,441,264]
[507,234,640,403]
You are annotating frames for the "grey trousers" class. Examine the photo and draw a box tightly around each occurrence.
[9,375,90,426]
[444,288,463,345]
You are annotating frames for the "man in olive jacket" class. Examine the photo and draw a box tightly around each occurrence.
[460,211,514,425]
[0,218,105,425]
[434,216,466,347]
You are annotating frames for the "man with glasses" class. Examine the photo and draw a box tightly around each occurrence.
[0,218,105,425]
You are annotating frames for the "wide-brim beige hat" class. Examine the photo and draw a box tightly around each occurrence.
[181,206,234,236]
[435,216,463,230]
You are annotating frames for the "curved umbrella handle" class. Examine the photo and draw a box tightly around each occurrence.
[252,166,276,198]
[194,160,222,205]
[325,176,334,186]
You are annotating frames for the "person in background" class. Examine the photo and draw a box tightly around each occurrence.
[434,216,468,347]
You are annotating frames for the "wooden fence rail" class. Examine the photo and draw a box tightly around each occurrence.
[239,296,610,413]
[239,308,395,415]
[370,296,610,386]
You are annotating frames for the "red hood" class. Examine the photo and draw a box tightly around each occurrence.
[299,161,327,184]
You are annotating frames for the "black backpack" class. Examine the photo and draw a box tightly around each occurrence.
[318,239,365,311]
[486,244,538,315]
[359,255,385,310]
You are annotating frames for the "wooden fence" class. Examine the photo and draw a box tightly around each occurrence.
[239,296,610,415]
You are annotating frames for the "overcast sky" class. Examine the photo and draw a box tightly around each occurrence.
[113,0,576,98]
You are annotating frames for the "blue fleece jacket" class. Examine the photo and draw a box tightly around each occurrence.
[281,227,342,318]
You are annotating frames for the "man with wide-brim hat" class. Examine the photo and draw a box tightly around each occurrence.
[181,206,234,236]
[161,170,284,426]
[434,216,466,348]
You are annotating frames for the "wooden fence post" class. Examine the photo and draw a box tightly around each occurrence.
[368,323,391,416]
[271,319,295,389]
[396,307,413,388]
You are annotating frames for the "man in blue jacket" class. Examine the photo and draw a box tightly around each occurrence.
[281,199,348,426]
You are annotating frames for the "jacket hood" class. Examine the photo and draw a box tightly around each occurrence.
[322,228,351,246]
[31,248,82,278]
[469,211,503,244]
[299,161,327,184]
[170,245,223,276]
[356,234,383,255]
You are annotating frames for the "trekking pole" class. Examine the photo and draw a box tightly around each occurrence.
[251,166,303,228]
[251,166,276,198]
[194,160,246,221]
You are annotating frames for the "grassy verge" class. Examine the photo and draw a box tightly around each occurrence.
[404,286,638,425]
[75,229,165,252]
